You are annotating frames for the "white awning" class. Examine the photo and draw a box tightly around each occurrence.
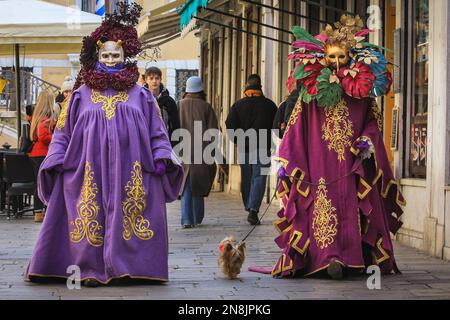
[0,0,102,45]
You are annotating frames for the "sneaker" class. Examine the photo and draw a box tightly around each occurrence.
[182,224,194,229]
[247,210,260,226]
[34,211,44,223]
[327,260,344,280]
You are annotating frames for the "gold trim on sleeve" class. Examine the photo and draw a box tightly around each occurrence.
[284,98,303,136]
[56,99,69,130]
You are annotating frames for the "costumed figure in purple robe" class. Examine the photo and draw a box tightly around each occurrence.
[25,3,183,286]
[269,15,405,279]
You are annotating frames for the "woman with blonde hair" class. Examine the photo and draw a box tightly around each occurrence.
[28,89,56,223]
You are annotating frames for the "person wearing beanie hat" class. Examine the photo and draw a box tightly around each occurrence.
[25,2,183,287]
[225,74,277,226]
[185,76,204,93]
[61,76,74,94]
[177,76,218,229]
[54,76,74,120]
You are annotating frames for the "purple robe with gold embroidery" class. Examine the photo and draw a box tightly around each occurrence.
[25,84,183,283]
[271,95,405,277]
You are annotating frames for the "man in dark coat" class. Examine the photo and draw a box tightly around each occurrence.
[144,67,180,146]
[225,74,278,225]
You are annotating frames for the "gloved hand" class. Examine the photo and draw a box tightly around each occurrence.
[357,137,375,160]
[357,139,370,152]
[278,165,288,180]
[154,160,167,177]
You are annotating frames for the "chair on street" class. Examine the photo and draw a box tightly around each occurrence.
[2,152,35,219]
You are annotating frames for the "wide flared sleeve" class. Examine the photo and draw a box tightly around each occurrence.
[351,99,405,236]
[141,87,183,203]
[37,91,80,205]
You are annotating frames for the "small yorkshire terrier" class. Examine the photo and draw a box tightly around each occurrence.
[218,237,246,280]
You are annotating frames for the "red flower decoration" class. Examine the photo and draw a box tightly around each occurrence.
[300,63,323,96]
[286,68,297,93]
[338,62,376,99]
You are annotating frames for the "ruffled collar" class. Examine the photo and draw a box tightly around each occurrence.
[81,63,139,92]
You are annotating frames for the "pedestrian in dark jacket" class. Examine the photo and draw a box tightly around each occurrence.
[178,76,218,228]
[273,88,300,139]
[225,74,277,226]
[144,67,180,146]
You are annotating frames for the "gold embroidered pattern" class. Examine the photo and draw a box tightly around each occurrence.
[91,90,129,120]
[284,98,303,136]
[371,100,383,132]
[70,162,104,247]
[312,178,338,249]
[321,99,354,161]
[122,161,154,241]
[56,99,69,130]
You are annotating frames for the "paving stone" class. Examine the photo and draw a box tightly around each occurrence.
[1,192,450,300]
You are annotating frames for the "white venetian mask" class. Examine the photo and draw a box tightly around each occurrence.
[98,40,124,67]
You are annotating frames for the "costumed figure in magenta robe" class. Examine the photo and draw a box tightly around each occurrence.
[25,3,183,286]
[269,16,406,279]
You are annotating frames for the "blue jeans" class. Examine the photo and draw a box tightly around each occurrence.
[181,176,205,225]
[240,161,269,214]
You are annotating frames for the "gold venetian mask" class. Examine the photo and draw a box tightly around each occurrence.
[324,43,350,71]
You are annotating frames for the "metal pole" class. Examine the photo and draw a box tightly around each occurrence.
[14,44,21,149]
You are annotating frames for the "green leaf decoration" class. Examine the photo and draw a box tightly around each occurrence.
[299,86,313,104]
[316,68,343,108]
[293,64,313,81]
[291,26,323,46]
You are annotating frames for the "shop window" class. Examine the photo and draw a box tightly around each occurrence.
[354,0,371,19]
[408,0,429,178]
[81,0,92,13]
[279,0,291,101]
[235,19,243,100]
[308,4,321,35]
[175,70,198,102]
[212,35,221,114]
[325,0,347,23]
[246,9,254,81]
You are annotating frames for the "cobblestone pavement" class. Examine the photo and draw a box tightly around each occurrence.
[1,192,450,300]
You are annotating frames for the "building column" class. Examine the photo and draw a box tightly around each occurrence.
[67,54,81,80]
[260,0,274,101]
[424,0,449,258]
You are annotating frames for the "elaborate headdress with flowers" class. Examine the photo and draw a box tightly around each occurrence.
[74,2,143,91]
[287,15,392,108]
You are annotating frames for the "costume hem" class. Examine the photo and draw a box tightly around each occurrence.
[25,272,168,284]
